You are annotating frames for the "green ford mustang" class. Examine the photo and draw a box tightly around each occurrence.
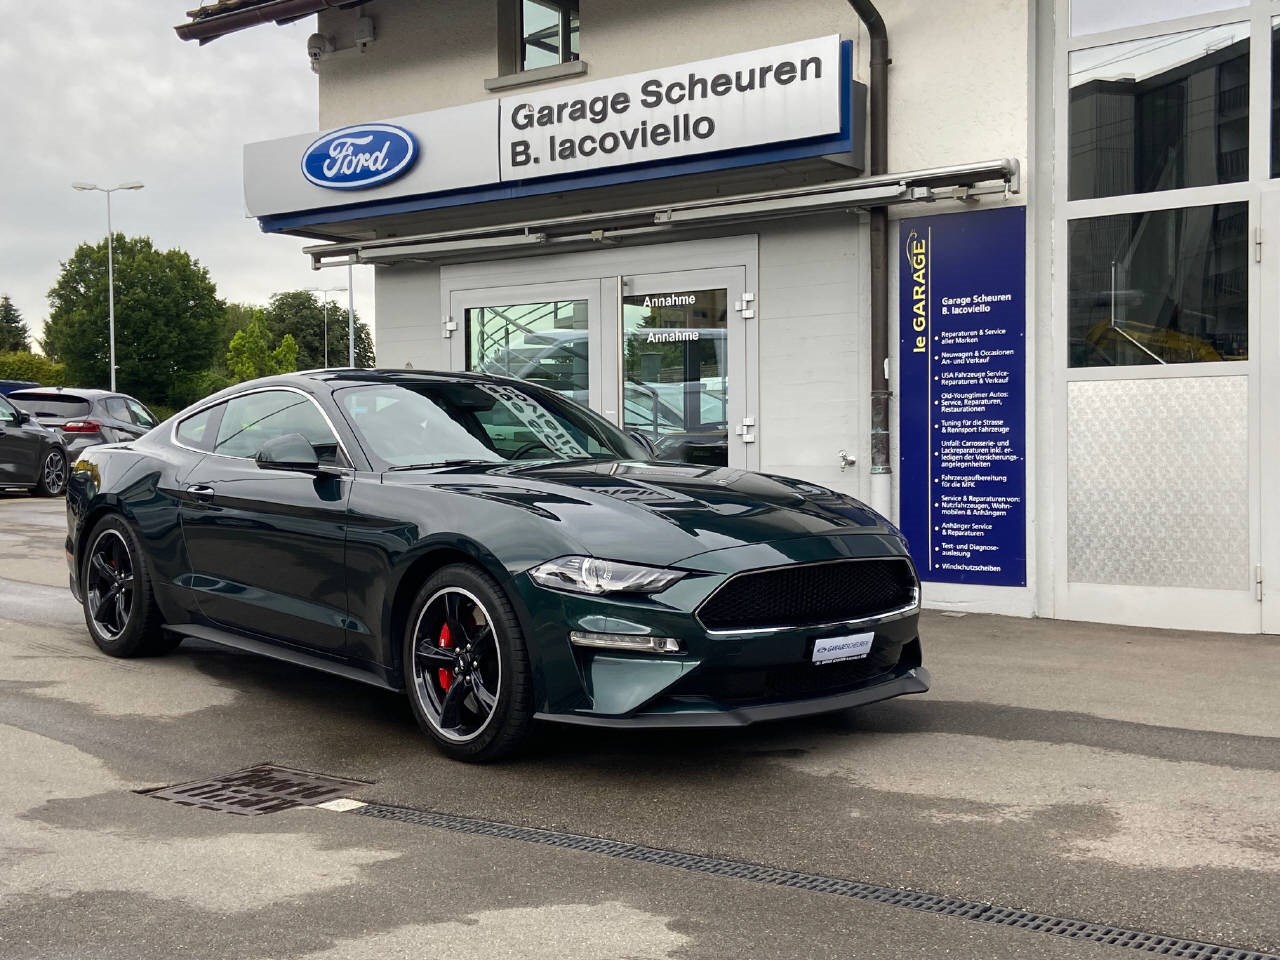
[65,370,927,761]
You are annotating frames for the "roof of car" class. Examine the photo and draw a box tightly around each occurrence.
[9,387,129,400]
[233,369,507,390]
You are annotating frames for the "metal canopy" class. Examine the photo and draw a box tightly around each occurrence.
[302,158,1020,269]
[175,0,370,44]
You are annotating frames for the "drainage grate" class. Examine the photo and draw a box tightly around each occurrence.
[141,764,366,816]
[355,803,1277,960]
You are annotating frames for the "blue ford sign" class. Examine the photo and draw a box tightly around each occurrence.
[301,123,418,190]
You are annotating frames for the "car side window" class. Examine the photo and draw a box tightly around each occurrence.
[105,397,130,421]
[176,406,219,450]
[0,396,16,424]
[125,398,158,428]
[215,390,343,465]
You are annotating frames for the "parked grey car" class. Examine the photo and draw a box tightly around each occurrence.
[7,388,158,460]
[0,393,67,495]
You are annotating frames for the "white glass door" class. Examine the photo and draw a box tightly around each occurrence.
[619,268,753,470]
[448,280,605,412]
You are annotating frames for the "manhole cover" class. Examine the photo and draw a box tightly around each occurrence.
[140,764,367,816]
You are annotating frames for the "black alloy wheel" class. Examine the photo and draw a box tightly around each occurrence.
[82,516,176,657]
[404,564,532,762]
[36,447,67,497]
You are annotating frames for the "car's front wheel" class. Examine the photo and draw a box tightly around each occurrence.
[403,564,533,762]
[35,447,67,497]
[82,515,178,657]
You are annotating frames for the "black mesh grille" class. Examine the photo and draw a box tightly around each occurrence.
[696,558,917,631]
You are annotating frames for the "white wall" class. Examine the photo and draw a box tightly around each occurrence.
[373,263,444,369]
[757,214,868,500]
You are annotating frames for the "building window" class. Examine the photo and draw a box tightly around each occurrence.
[1069,22,1249,200]
[497,0,579,78]
[521,0,578,71]
[1067,203,1248,367]
[1069,0,1246,39]
[1271,16,1280,177]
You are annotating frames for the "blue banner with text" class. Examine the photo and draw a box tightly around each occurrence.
[898,206,1026,587]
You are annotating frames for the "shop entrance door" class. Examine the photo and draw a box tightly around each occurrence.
[616,268,753,470]
[445,257,756,471]
[447,279,606,411]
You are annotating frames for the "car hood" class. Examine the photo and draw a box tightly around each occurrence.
[383,460,900,565]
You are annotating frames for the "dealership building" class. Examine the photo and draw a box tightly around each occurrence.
[179,0,1280,634]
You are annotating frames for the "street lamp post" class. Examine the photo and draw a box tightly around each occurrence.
[72,181,144,392]
[305,286,347,367]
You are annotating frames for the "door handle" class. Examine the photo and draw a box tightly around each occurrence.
[186,484,215,503]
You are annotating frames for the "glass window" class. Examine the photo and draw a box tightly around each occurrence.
[337,380,638,467]
[8,393,91,419]
[1068,202,1248,367]
[1071,0,1246,38]
[125,398,158,428]
[0,396,17,424]
[1069,23,1249,200]
[215,390,341,464]
[1272,17,1280,177]
[466,300,588,401]
[521,0,578,71]
[105,397,130,422]
[176,406,218,450]
[622,289,729,466]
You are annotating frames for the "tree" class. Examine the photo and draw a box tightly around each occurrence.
[226,318,298,383]
[0,295,29,352]
[41,235,224,406]
[263,290,375,369]
[220,301,264,346]
[0,351,65,385]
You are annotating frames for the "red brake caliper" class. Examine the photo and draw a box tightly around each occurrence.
[437,622,454,691]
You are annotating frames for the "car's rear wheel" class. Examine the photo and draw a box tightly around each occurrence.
[82,516,178,657]
[403,564,532,762]
[35,448,67,497]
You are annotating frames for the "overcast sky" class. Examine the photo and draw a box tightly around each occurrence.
[0,3,373,349]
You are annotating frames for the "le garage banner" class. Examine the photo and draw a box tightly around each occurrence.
[898,205,1027,587]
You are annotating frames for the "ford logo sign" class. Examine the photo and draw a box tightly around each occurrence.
[301,123,418,190]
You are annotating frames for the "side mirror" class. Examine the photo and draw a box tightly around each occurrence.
[16,410,31,425]
[627,429,658,460]
[256,433,321,472]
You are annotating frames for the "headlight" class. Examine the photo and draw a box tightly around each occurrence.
[529,556,685,595]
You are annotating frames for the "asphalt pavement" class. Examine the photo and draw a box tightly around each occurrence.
[1,494,1277,960]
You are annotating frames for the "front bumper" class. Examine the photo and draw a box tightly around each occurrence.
[516,532,925,726]
[536,665,930,728]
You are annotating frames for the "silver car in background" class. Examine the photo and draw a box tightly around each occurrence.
[7,388,159,460]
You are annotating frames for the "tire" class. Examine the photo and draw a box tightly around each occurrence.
[403,563,533,762]
[81,515,179,657]
[35,447,67,497]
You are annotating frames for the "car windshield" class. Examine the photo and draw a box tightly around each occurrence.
[9,393,91,419]
[336,379,645,468]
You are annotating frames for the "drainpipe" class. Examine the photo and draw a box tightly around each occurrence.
[845,0,892,518]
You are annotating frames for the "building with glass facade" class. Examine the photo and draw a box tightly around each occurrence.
[181,0,1280,633]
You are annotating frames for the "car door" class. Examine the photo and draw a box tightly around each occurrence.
[178,388,352,652]
[0,395,40,486]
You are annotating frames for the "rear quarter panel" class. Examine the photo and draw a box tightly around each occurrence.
[67,441,202,623]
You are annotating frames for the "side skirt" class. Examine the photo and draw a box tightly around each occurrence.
[164,623,403,693]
